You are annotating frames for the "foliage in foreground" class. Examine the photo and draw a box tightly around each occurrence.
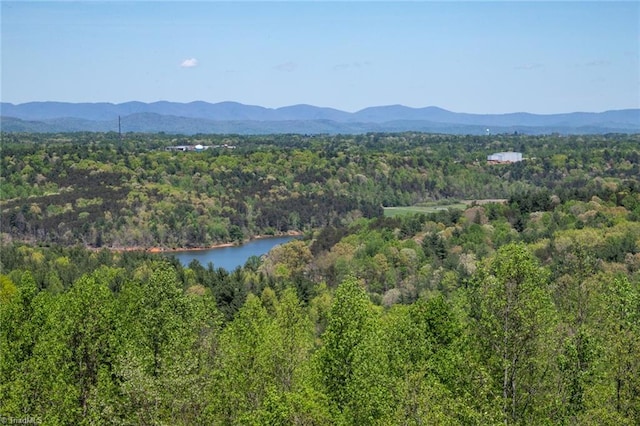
[2,197,639,424]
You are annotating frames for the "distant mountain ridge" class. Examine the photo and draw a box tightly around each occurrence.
[1,101,638,134]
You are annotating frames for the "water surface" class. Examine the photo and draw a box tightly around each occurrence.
[170,236,296,270]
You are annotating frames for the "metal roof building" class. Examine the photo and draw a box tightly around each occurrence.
[487,152,523,163]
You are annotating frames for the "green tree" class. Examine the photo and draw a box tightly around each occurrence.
[579,274,640,424]
[382,296,499,424]
[552,244,601,422]
[2,268,116,424]
[260,240,312,282]
[114,262,219,425]
[259,287,332,425]
[0,274,21,414]
[317,276,393,424]
[209,293,275,423]
[470,243,557,424]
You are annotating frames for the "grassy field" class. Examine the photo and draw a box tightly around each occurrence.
[383,199,506,217]
[383,202,468,217]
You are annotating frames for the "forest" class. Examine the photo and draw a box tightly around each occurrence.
[1,131,639,425]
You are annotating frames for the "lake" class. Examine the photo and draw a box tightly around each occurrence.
[169,236,296,270]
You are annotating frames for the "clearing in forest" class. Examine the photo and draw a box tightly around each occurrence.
[383,199,507,217]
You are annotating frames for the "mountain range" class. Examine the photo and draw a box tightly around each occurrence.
[1,101,638,135]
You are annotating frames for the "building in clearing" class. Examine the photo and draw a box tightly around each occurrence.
[164,144,235,152]
[165,144,210,152]
[165,145,190,152]
[487,152,523,163]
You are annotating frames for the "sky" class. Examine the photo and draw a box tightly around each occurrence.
[1,1,639,114]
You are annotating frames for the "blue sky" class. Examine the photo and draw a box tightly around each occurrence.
[2,1,638,113]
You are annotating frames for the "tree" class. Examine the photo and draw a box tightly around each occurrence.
[317,276,393,424]
[114,262,218,425]
[552,244,601,422]
[579,274,640,424]
[470,243,557,424]
[0,274,21,414]
[260,240,312,283]
[1,268,116,424]
[209,293,275,423]
[259,287,331,425]
[272,288,313,392]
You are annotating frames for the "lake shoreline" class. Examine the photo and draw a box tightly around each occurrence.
[170,234,301,269]
[103,231,303,254]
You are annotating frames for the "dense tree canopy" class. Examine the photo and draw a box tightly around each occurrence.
[1,131,639,424]
[2,132,638,248]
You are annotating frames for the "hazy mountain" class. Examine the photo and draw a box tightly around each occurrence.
[275,104,351,121]
[1,101,638,134]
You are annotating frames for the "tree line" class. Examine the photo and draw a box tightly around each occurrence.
[2,132,638,248]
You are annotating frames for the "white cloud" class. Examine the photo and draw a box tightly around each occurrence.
[180,58,198,68]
